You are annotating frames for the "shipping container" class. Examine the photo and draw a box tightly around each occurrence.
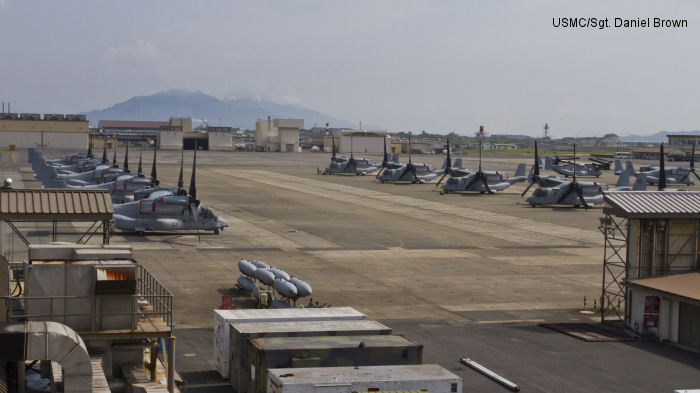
[267,365,461,393]
[247,335,423,393]
[213,307,366,378]
[229,320,392,393]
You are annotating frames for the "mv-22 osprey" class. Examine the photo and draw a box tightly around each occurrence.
[112,144,228,236]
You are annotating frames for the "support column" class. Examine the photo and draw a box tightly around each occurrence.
[17,361,25,393]
[149,341,158,382]
[167,336,175,393]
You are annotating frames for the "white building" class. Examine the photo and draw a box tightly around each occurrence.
[255,118,304,152]
[338,130,389,154]
[159,117,191,150]
[627,273,700,348]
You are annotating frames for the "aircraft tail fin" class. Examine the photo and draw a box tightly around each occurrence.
[615,171,630,189]
[514,163,526,178]
[614,159,622,173]
[441,157,448,170]
[625,160,635,173]
[545,156,553,170]
[527,165,535,183]
[537,155,543,169]
[454,158,462,169]
[633,173,647,190]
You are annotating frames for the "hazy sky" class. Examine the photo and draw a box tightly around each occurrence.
[1,0,699,136]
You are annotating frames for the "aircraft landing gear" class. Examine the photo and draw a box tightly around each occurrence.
[137,231,145,236]
[214,228,220,234]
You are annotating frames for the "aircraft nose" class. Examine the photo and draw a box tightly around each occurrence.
[218,217,228,227]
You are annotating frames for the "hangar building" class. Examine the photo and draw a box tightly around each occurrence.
[0,113,88,149]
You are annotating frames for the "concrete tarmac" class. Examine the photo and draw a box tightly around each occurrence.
[10,149,700,392]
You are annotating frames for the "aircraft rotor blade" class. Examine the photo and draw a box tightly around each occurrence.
[520,181,535,197]
[375,167,384,179]
[150,142,157,181]
[556,183,576,204]
[691,169,700,182]
[177,147,184,189]
[189,142,197,200]
[480,174,493,194]
[398,164,411,181]
[137,151,143,175]
[463,172,480,191]
[575,184,590,209]
[189,204,201,242]
[435,172,449,188]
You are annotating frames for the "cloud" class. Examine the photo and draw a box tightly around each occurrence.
[0,0,9,11]
[102,38,161,71]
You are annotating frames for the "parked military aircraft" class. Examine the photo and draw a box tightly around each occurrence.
[550,147,603,178]
[374,139,401,178]
[526,145,610,208]
[377,134,449,183]
[433,139,469,188]
[439,138,526,194]
[59,143,159,203]
[113,143,227,235]
[322,134,379,175]
[520,141,569,197]
[632,143,698,186]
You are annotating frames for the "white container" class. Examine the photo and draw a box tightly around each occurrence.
[213,307,366,378]
[267,364,462,393]
[229,320,391,393]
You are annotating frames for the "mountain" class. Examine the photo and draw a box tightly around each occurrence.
[83,90,375,129]
[620,130,700,143]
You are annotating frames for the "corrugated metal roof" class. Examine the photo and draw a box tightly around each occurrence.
[627,272,700,302]
[0,189,113,221]
[604,191,700,218]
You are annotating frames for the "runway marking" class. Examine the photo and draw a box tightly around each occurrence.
[217,169,601,247]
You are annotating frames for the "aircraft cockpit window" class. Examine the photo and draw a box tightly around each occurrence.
[201,207,215,218]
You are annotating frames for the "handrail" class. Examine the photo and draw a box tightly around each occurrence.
[2,264,174,332]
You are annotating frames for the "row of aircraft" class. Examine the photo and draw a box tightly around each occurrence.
[29,140,228,235]
[322,135,654,208]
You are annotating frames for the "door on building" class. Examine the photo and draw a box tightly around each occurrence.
[285,143,294,152]
[679,302,700,350]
